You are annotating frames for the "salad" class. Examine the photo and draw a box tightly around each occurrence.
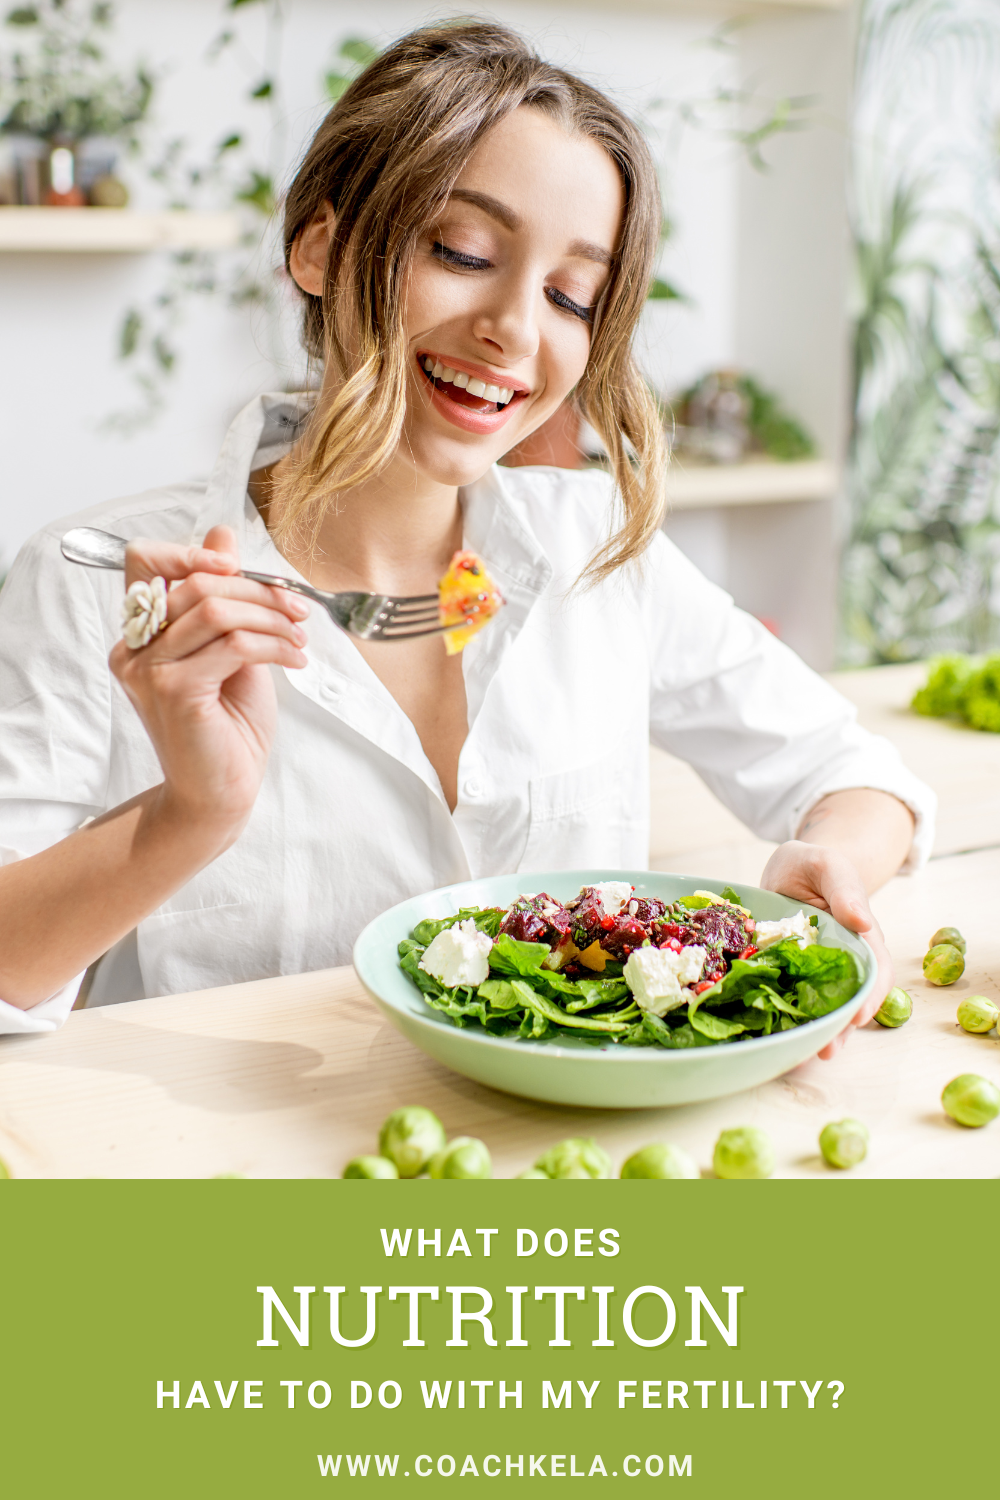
[397,882,862,1050]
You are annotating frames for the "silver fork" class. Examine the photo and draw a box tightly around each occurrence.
[60,527,451,641]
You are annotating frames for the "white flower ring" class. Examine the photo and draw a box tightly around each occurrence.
[121,576,168,650]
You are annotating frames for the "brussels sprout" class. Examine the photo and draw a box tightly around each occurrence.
[713,1126,774,1180]
[429,1137,492,1179]
[620,1143,700,1179]
[956,996,999,1034]
[819,1119,869,1170]
[941,1073,1000,1128]
[516,1168,548,1179]
[930,926,966,955]
[874,986,912,1028]
[378,1107,447,1177]
[534,1137,612,1180]
[343,1155,399,1179]
[922,943,965,986]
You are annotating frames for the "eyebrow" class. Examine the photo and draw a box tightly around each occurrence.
[449,187,614,267]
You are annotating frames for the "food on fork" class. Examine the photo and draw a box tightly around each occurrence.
[437,550,505,655]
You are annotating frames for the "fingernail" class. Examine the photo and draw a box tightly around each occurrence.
[289,597,310,617]
[292,625,307,645]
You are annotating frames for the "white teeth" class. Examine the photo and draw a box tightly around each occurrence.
[467,378,487,398]
[453,371,469,389]
[441,367,456,383]
[423,357,434,372]
[498,388,512,405]
[484,384,500,402]
[432,362,444,379]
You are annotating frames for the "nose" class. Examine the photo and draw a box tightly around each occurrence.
[471,268,539,364]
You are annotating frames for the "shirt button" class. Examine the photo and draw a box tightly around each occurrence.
[463,778,484,800]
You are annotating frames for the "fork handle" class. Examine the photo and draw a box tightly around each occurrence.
[60,529,318,603]
[61,527,129,571]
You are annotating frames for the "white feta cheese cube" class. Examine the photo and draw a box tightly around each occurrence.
[753,910,818,952]
[419,920,493,988]
[591,880,635,917]
[623,944,708,1017]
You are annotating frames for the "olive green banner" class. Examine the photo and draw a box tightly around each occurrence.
[1,1183,995,1496]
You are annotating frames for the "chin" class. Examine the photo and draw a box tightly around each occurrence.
[405,429,512,488]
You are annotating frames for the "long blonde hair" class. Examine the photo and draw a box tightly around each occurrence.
[275,20,665,584]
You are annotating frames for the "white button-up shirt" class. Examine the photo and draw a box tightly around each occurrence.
[0,395,935,1033]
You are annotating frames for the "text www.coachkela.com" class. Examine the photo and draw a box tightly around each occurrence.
[315,1453,690,1479]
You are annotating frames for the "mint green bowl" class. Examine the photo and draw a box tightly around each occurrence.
[352,870,876,1109]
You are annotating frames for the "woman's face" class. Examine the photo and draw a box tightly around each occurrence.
[401,106,624,487]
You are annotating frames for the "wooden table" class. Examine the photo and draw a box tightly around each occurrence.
[2,665,999,1180]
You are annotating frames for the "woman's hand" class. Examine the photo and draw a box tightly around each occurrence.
[759,840,893,1060]
[109,524,309,849]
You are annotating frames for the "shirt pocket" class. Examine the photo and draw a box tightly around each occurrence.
[517,745,649,874]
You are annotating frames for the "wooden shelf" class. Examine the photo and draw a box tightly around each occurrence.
[0,208,241,253]
[666,458,839,511]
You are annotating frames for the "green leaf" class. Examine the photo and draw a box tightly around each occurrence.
[410,906,500,946]
[478,979,521,1012]
[234,170,275,217]
[719,885,742,904]
[691,955,782,1010]
[643,1015,718,1049]
[250,79,273,100]
[118,309,141,359]
[677,894,713,910]
[339,37,379,67]
[324,72,351,101]
[648,277,683,301]
[6,6,39,24]
[216,133,242,156]
[688,1007,749,1041]
[489,933,551,978]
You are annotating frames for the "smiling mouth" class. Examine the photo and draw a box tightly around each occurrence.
[417,354,523,414]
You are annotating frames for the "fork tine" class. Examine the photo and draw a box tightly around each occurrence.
[385,610,441,626]
[379,623,454,640]
[390,593,439,606]
[387,602,443,619]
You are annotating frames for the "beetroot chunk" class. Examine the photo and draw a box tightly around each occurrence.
[565,887,616,949]
[599,915,648,961]
[499,893,571,946]
[688,904,752,958]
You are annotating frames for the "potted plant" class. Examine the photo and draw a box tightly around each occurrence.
[0,1,152,205]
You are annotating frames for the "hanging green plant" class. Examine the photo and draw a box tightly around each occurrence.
[0,1,153,142]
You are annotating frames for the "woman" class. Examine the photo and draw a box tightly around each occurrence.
[0,22,932,1054]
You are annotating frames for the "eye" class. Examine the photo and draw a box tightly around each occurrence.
[546,286,594,324]
[431,240,491,271]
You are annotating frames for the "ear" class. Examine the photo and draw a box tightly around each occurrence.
[288,202,336,297]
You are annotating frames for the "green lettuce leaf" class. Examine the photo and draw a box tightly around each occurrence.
[689,1008,750,1041]
[767,940,861,1018]
[540,972,629,1011]
[490,933,551,977]
[642,1014,719,1048]
[411,905,503,946]
[690,955,782,1010]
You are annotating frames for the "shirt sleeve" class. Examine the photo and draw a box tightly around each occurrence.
[642,533,937,872]
[0,525,115,1032]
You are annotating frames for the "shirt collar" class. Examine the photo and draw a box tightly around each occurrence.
[190,393,557,795]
